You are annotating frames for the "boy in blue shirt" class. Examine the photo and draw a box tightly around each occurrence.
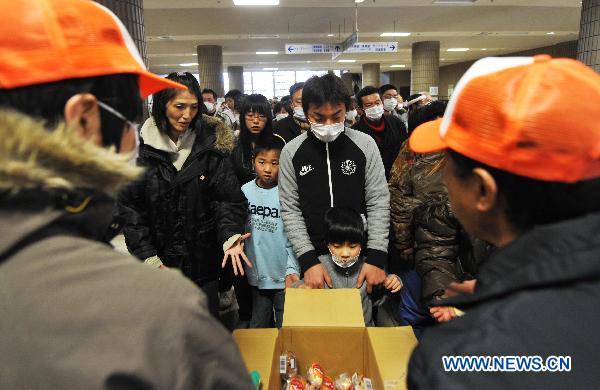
[242,136,299,328]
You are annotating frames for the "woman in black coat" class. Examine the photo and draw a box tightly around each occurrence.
[118,72,250,317]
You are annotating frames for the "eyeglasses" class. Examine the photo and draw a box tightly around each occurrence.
[97,100,138,131]
[245,112,267,121]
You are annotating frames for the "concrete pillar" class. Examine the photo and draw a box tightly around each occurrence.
[197,45,224,96]
[94,0,147,66]
[411,41,440,96]
[577,0,600,72]
[227,66,244,93]
[341,72,354,95]
[362,63,381,88]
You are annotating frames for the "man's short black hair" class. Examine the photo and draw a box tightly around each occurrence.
[448,149,600,231]
[408,101,446,134]
[253,134,285,159]
[152,72,204,135]
[301,74,351,114]
[324,207,366,245]
[224,89,244,111]
[289,82,304,97]
[224,89,242,99]
[201,88,217,100]
[273,102,284,115]
[355,86,380,108]
[0,74,142,150]
[280,95,293,114]
[378,84,397,97]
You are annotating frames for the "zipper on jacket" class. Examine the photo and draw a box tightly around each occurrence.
[325,142,334,207]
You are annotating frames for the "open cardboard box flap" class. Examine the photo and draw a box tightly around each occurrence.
[282,288,365,327]
[234,288,417,389]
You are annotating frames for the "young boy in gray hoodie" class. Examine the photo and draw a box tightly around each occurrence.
[290,207,402,325]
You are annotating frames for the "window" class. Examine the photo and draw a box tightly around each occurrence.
[215,70,344,98]
[274,71,296,97]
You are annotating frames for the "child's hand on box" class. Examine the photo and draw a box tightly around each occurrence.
[383,274,403,293]
[285,274,300,288]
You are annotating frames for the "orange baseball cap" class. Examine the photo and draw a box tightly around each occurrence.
[410,55,600,183]
[0,0,186,98]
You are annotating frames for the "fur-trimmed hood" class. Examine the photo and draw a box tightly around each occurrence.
[0,109,142,195]
[141,114,235,155]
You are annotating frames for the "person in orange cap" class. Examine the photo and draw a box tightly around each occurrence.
[407,55,600,388]
[0,0,253,388]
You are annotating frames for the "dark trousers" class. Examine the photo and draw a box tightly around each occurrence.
[250,287,285,328]
[196,279,219,318]
[234,275,253,322]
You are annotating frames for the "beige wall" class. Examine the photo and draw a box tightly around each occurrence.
[385,70,411,88]
[437,40,578,100]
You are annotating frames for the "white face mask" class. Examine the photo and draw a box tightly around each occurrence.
[204,101,215,113]
[383,98,398,111]
[329,250,360,269]
[293,106,306,121]
[365,104,384,121]
[275,113,289,121]
[310,121,345,143]
[345,110,358,122]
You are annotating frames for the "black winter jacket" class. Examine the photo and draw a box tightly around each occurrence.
[273,115,303,143]
[352,115,407,180]
[230,141,255,186]
[118,115,247,284]
[408,212,600,389]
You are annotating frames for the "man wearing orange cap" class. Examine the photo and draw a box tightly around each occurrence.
[0,0,253,388]
[407,55,600,388]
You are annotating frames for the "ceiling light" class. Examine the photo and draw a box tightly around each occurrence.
[380,32,411,37]
[256,51,278,55]
[390,64,406,68]
[546,32,555,35]
[264,67,278,70]
[355,0,365,3]
[447,48,470,52]
[233,0,279,5]
[248,34,280,39]
[433,0,476,4]
[481,48,487,51]
[327,33,335,37]
[338,59,356,63]
[179,63,198,66]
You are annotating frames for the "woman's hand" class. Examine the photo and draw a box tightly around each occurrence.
[221,233,252,276]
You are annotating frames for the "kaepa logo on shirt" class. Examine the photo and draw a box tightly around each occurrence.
[248,203,280,219]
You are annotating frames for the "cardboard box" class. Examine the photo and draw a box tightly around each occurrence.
[234,289,417,389]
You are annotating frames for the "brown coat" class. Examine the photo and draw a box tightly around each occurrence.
[389,143,486,300]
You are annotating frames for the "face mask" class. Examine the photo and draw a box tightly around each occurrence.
[345,110,357,122]
[383,98,398,111]
[329,249,360,269]
[204,101,215,113]
[293,106,306,121]
[310,121,345,143]
[364,104,384,121]
[275,113,289,121]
